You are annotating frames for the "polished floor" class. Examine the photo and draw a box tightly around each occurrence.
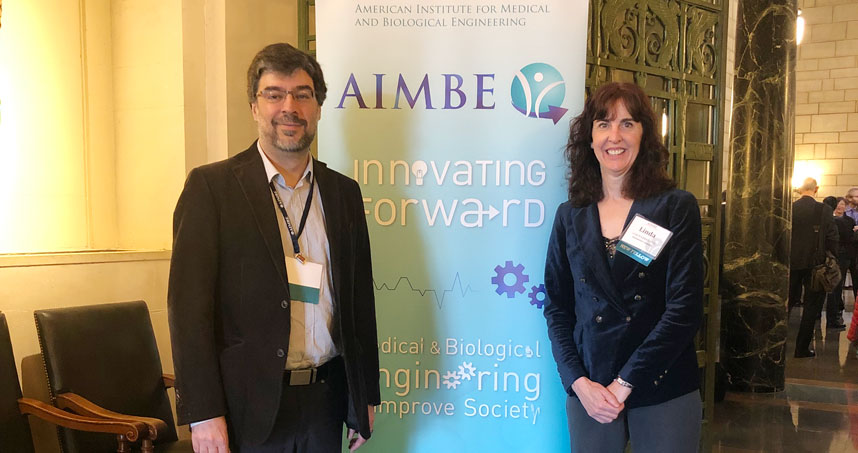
[707,291,858,452]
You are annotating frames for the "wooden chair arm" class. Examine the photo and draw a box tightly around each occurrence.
[56,393,170,440]
[162,373,175,388]
[18,397,147,442]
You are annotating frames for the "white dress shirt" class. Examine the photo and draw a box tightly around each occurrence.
[258,145,339,369]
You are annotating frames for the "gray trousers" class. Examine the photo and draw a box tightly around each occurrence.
[566,390,702,453]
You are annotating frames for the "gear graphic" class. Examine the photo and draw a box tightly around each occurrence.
[442,370,461,389]
[491,261,529,298]
[528,284,547,309]
[458,362,476,381]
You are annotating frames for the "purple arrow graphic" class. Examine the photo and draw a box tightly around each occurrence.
[513,103,568,124]
[543,105,568,124]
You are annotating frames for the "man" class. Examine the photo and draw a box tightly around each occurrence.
[843,187,858,294]
[789,178,839,358]
[844,187,858,224]
[168,43,380,452]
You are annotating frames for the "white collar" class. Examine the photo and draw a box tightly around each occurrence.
[257,142,313,188]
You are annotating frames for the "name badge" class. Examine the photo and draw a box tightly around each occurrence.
[616,214,673,267]
[285,256,323,304]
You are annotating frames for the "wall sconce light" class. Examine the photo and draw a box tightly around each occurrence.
[661,111,668,138]
[797,9,805,45]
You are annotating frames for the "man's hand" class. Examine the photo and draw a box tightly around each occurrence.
[347,405,375,451]
[191,416,230,453]
[606,380,632,405]
[571,377,624,424]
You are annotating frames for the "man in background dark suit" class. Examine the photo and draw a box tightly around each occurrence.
[168,43,379,452]
[789,178,839,358]
[843,187,858,297]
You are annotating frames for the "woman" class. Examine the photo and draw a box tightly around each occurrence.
[543,82,704,452]
[823,196,856,329]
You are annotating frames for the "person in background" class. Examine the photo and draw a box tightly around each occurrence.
[823,196,855,329]
[844,187,858,224]
[844,188,858,297]
[543,82,704,452]
[790,179,839,358]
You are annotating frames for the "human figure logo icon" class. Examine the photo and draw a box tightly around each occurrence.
[510,63,568,124]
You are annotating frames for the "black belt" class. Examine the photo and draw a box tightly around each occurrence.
[284,357,340,386]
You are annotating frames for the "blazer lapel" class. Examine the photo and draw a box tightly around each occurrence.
[572,203,626,313]
[313,159,343,305]
[231,144,289,290]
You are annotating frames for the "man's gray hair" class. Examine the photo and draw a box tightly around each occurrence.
[246,43,327,106]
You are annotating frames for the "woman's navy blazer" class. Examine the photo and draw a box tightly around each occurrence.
[543,188,704,408]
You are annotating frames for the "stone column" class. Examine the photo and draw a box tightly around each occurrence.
[721,0,796,392]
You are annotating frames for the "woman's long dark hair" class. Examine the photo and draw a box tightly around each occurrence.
[565,82,675,207]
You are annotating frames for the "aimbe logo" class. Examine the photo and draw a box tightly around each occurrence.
[510,63,568,125]
[335,64,568,125]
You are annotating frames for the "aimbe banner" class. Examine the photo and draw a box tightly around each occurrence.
[317,2,588,451]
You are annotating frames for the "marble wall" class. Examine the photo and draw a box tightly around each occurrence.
[721,0,796,392]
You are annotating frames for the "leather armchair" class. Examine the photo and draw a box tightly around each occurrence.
[34,301,192,453]
[0,311,147,453]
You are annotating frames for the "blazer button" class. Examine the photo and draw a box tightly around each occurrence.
[634,295,642,301]
[592,296,599,302]
[580,277,586,283]
[595,316,603,323]
[625,316,631,322]
[276,348,285,358]
[653,380,659,386]
[281,300,289,309]
[638,272,645,279]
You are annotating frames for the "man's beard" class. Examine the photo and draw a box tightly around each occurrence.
[264,114,315,153]
[273,129,315,153]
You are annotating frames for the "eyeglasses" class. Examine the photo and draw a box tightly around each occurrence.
[256,87,316,105]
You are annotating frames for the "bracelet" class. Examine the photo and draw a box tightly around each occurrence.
[615,376,634,389]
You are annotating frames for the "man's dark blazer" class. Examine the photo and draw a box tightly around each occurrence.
[543,189,703,409]
[834,215,857,259]
[791,195,838,270]
[167,143,380,446]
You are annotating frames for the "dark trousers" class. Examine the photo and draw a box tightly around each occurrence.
[849,255,858,298]
[790,268,825,353]
[240,358,348,453]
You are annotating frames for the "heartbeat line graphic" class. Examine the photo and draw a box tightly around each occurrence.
[373,273,475,309]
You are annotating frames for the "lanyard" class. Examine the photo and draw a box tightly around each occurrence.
[269,175,315,264]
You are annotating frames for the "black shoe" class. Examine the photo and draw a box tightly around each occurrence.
[794,349,816,358]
